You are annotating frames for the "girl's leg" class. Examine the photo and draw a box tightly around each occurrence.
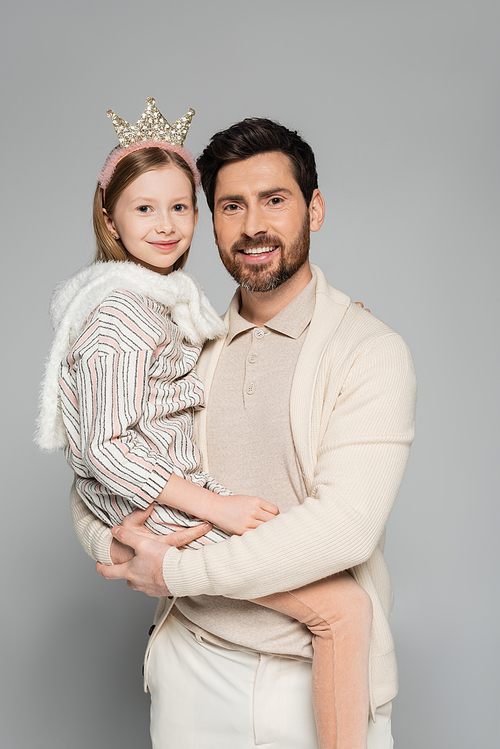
[252,572,373,749]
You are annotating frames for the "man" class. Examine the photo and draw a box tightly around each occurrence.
[73,118,416,748]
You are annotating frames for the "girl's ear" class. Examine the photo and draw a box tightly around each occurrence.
[103,209,117,236]
[194,206,199,227]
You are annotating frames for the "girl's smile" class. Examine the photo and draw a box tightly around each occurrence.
[147,239,182,253]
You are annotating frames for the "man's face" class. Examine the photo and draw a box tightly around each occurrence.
[212,152,314,292]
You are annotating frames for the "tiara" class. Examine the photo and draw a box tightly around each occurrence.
[107,97,195,147]
[98,98,200,190]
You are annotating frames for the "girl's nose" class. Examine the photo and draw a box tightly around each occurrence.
[156,213,174,234]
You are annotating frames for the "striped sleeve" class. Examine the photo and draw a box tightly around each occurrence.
[74,291,175,507]
[77,348,173,506]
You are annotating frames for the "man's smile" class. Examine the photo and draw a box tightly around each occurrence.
[240,246,278,255]
[236,245,280,265]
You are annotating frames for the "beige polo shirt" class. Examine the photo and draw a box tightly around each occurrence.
[171,276,317,659]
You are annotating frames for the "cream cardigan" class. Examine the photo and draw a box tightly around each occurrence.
[71,265,416,712]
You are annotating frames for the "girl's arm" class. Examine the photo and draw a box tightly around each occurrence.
[155,473,279,535]
[75,292,278,536]
[77,347,278,535]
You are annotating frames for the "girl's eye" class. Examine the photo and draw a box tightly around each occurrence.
[137,205,152,213]
[173,204,187,212]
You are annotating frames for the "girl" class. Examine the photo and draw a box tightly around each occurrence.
[36,98,372,749]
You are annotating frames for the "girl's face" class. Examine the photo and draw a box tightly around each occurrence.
[105,166,197,274]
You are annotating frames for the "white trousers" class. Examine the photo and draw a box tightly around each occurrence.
[148,615,394,749]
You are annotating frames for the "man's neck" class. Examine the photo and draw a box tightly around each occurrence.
[239,261,313,326]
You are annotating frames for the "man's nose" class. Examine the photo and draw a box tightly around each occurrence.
[241,204,268,238]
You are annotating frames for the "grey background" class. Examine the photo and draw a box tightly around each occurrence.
[1,1,499,747]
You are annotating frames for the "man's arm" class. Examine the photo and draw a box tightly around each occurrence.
[100,333,416,599]
[70,481,114,565]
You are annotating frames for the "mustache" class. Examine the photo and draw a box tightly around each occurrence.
[230,235,281,253]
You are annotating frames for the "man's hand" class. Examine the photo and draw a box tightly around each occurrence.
[97,519,212,597]
[110,504,163,564]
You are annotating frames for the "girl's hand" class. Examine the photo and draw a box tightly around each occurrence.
[206,494,279,535]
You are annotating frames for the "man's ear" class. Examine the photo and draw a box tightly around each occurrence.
[308,189,325,233]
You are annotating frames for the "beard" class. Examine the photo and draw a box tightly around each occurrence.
[217,213,310,293]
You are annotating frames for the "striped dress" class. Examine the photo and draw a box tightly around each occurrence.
[59,287,230,546]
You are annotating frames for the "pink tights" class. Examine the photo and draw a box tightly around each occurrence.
[252,572,373,749]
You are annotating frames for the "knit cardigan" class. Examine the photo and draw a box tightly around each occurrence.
[71,265,417,713]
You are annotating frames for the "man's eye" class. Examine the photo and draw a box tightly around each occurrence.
[224,203,239,212]
[269,197,283,205]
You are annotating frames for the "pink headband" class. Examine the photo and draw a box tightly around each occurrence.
[97,139,201,191]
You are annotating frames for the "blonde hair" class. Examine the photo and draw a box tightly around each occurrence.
[93,147,197,271]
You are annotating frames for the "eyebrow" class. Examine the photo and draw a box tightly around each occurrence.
[216,187,292,206]
[129,195,191,204]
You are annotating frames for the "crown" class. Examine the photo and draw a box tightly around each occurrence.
[106,98,195,148]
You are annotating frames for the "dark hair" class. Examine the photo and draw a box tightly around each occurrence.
[93,147,197,270]
[197,118,318,213]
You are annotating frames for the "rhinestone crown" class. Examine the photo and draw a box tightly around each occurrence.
[106,97,195,148]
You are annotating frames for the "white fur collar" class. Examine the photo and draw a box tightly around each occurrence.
[35,262,226,452]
